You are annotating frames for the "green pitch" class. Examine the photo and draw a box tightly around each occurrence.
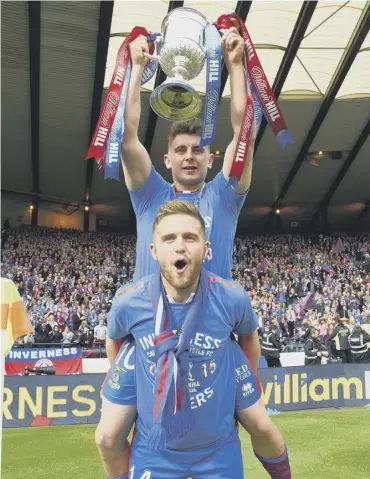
[2,408,370,478]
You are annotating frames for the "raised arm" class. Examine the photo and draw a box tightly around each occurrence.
[326,325,338,342]
[221,20,256,194]
[121,35,152,190]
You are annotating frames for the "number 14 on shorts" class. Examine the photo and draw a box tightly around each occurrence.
[129,466,151,479]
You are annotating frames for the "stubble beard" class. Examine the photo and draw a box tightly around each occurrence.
[161,261,202,291]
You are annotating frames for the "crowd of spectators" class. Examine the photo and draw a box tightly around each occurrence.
[1,227,136,348]
[232,234,370,344]
[1,226,370,350]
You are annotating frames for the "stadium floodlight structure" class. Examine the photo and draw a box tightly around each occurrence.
[271,4,370,215]
[310,117,370,227]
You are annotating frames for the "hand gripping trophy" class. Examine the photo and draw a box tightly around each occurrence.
[86,7,293,181]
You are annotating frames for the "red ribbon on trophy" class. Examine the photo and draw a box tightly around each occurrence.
[214,14,293,183]
[229,79,255,183]
[85,26,155,164]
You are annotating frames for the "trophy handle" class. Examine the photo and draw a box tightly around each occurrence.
[143,33,163,62]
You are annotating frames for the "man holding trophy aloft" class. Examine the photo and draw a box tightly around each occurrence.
[93,8,292,479]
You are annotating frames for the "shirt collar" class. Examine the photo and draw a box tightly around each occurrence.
[167,293,195,304]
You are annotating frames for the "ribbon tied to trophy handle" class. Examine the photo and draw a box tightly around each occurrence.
[214,13,242,32]
[143,34,163,62]
[85,25,160,181]
[213,12,294,186]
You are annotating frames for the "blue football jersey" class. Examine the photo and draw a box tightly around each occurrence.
[107,272,258,450]
[129,166,248,280]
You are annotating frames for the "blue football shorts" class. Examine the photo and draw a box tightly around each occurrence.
[129,430,243,479]
[102,337,261,410]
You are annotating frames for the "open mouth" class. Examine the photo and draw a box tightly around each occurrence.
[183,166,197,172]
[174,259,187,273]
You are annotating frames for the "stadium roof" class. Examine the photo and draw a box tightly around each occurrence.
[2,1,370,232]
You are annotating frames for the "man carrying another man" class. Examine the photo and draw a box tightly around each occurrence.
[98,202,291,479]
[96,18,290,479]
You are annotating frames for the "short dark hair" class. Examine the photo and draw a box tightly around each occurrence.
[168,118,203,147]
[353,325,362,334]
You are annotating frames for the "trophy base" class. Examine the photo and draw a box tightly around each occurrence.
[150,79,202,121]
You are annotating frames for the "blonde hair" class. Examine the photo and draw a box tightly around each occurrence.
[153,200,205,236]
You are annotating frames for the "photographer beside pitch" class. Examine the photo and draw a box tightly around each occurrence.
[100,202,291,478]
[96,20,290,479]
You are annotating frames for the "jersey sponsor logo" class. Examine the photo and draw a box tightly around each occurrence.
[242,382,255,397]
[147,358,217,393]
[108,365,122,390]
[138,333,157,358]
[188,362,200,392]
[188,359,217,391]
[148,358,215,395]
[138,331,222,358]
[138,333,155,352]
[235,364,251,382]
[191,332,221,350]
[188,347,216,356]
[190,387,214,409]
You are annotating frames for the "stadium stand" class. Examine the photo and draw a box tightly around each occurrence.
[2,227,369,357]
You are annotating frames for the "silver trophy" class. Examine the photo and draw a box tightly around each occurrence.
[145,7,208,121]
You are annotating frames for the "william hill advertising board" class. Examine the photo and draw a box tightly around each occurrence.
[3,364,370,428]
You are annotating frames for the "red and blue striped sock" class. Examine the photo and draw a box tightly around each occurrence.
[254,444,291,478]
